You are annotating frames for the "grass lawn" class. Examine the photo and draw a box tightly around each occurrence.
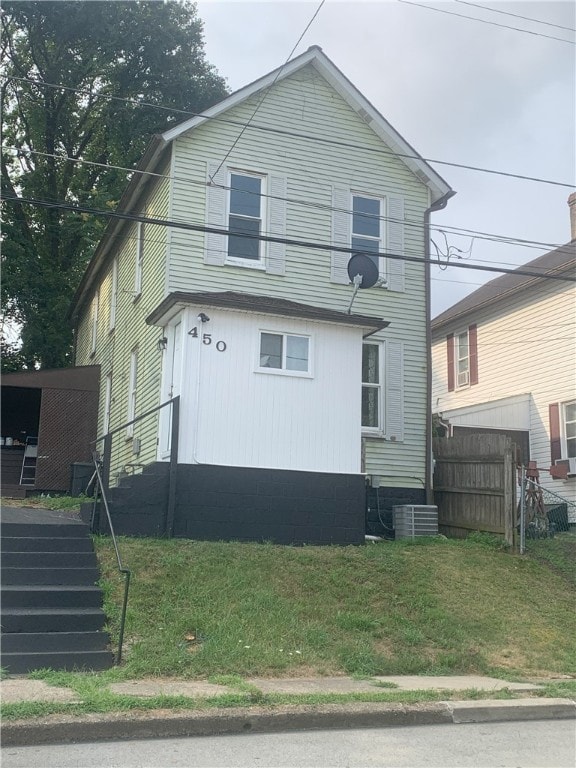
[92,532,576,681]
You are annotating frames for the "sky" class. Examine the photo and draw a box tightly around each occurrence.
[195,0,576,316]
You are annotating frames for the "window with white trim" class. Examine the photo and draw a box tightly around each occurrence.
[90,289,99,355]
[455,329,470,388]
[103,373,112,435]
[563,401,576,458]
[352,194,384,278]
[258,332,310,375]
[228,171,264,262]
[362,342,382,430]
[109,259,118,331]
[127,348,138,438]
[134,222,144,297]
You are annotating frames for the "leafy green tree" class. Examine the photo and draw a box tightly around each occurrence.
[1,1,228,368]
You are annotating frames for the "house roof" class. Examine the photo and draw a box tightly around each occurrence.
[69,46,453,323]
[146,291,389,334]
[431,240,576,331]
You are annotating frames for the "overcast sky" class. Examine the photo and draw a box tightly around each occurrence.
[195,0,576,316]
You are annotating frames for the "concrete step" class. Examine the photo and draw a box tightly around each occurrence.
[1,607,108,633]
[0,522,90,538]
[1,650,114,674]
[1,630,111,654]
[0,486,31,499]
[1,551,98,568]
[1,536,94,552]
[1,567,101,586]
[1,585,104,609]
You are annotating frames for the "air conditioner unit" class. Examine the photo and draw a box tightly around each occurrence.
[457,370,469,387]
[555,458,576,477]
[393,505,438,539]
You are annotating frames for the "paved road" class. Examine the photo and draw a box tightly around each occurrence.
[2,720,575,767]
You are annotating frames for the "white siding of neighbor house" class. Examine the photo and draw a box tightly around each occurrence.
[74,173,171,484]
[158,307,363,473]
[165,65,431,487]
[431,277,576,508]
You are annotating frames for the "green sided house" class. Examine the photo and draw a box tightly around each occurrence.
[71,46,454,544]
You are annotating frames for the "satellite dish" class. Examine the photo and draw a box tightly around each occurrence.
[347,253,379,289]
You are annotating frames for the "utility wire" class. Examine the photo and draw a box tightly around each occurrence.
[454,1,576,33]
[3,146,567,254]
[3,75,574,189]
[397,0,576,44]
[211,0,325,180]
[4,194,575,283]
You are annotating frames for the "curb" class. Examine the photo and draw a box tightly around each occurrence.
[2,699,574,747]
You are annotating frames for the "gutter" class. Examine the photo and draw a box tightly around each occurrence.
[424,189,457,504]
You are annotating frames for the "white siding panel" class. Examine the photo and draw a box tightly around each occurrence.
[177,308,362,474]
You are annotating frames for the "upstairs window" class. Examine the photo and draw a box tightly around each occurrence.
[134,222,144,297]
[127,348,138,438]
[109,259,118,331]
[564,401,576,458]
[447,325,478,391]
[228,172,264,262]
[90,289,99,355]
[352,194,384,277]
[258,332,310,375]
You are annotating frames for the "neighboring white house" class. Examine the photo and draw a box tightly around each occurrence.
[431,196,576,520]
[71,46,454,543]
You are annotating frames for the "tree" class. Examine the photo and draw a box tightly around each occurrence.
[1,1,228,368]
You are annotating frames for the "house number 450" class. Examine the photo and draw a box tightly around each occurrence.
[188,327,227,352]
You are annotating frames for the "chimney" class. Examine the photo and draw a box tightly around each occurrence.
[569,192,576,241]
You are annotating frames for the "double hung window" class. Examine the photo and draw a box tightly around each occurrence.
[362,343,382,430]
[564,401,576,458]
[259,332,310,374]
[134,222,144,297]
[228,172,264,262]
[455,330,470,387]
[352,194,384,277]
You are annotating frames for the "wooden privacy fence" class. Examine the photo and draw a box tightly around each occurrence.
[433,434,516,546]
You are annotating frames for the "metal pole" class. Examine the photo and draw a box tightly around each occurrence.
[520,466,526,555]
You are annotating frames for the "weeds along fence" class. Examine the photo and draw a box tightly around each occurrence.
[433,434,516,546]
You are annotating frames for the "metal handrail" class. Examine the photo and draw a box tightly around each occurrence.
[91,452,131,665]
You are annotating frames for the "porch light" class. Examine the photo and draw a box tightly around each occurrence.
[157,336,168,352]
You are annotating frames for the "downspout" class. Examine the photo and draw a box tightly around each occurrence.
[424,190,456,504]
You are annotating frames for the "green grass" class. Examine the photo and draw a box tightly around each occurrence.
[1,495,87,512]
[86,532,576,681]
[524,532,576,587]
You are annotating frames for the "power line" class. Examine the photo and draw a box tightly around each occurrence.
[4,194,575,283]
[398,0,576,44]
[453,1,576,33]
[3,146,566,255]
[211,0,326,180]
[3,75,574,189]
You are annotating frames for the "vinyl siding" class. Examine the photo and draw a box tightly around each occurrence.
[432,278,576,506]
[74,174,170,483]
[166,65,430,487]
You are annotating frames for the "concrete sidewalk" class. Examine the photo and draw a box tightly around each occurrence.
[1,674,574,747]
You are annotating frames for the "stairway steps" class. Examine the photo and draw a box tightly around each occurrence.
[2,536,95,552]
[1,551,98,568]
[1,517,114,672]
[1,651,115,674]
[1,630,111,653]
[1,567,101,586]
[1,607,108,633]
[1,522,89,538]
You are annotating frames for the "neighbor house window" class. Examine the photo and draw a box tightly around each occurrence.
[352,194,384,277]
[259,332,310,374]
[127,348,138,437]
[90,289,99,355]
[455,330,470,387]
[564,401,576,458]
[362,342,382,430]
[134,222,144,296]
[228,172,264,262]
[447,325,478,391]
[109,259,118,331]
